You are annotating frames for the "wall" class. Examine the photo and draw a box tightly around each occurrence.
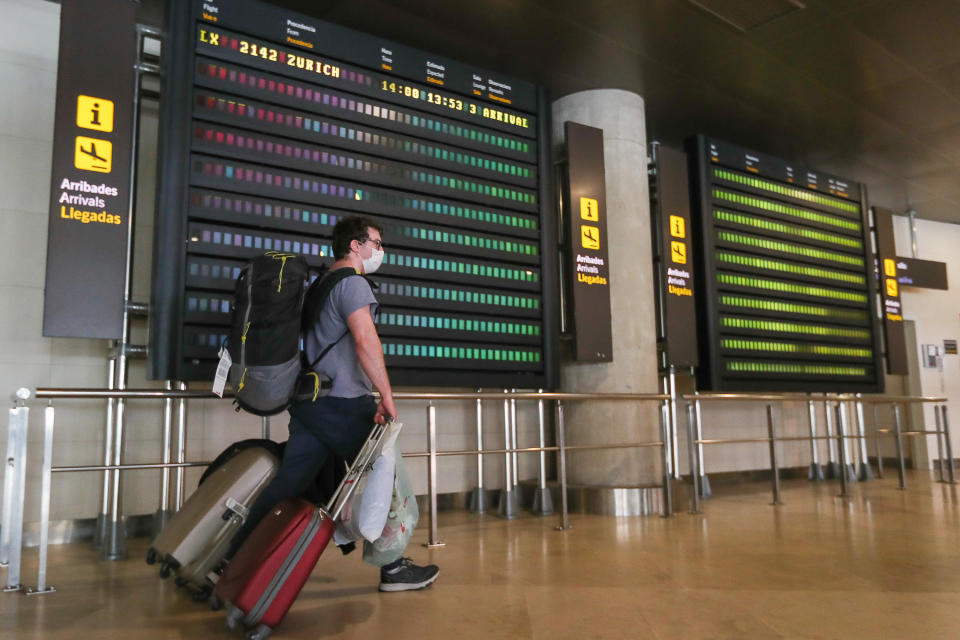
[0,0,541,534]
[893,214,960,466]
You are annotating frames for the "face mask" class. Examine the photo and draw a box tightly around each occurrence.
[361,247,384,274]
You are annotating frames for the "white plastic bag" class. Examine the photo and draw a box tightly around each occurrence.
[362,454,418,567]
[334,421,403,545]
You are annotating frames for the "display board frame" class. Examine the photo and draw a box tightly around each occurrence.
[687,135,884,393]
[150,0,558,387]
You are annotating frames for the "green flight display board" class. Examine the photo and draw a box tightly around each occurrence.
[687,136,883,392]
[150,0,557,387]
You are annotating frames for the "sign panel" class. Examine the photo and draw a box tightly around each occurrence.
[873,207,908,375]
[563,122,612,361]
[43,0,136,338]
[688,135,884,392]
[896,257,948,290]
[649,143,697,368]
[151,0,557,386]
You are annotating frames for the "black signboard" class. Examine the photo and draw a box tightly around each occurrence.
[896,257,948,290]
[688,135,884,392]
[649,143,697,368]
[150,0,557,386]
[873,207,908,375]
[42,0,136,339]
[563,122,612,362]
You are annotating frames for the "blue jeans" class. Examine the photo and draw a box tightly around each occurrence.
[228,395,377,557]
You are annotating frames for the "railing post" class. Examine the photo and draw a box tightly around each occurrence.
[174,381,188,510]
[855,396,873,481]
[4,392,29,592]
[935,405,946,483]
[873,404,884,479]
[468,390,486,513]
[837,401,857,483]
[93,355,116,550]
[154,380,174,535]
[103,346,130,560]
[554,401,571,531]
[824,397,839,479]
[835,403,849,498]
[693,393,711,498]
[893,403,907,490]
[668,368,680,479]
[531,390,553,515]
[659,398,673,517]
[509,389,519,492]
[498,391,519,519]
[424,402,444,548]
[941,405,956,484]
[806,397,824,481]
[25,404,56,595]
[686,404,701,514]
[0,393,27,568]
[766,404,782,506]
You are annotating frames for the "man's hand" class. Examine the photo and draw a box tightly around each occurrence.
[375,396,397,424]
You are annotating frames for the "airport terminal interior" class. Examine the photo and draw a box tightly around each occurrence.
[2,0,960,638]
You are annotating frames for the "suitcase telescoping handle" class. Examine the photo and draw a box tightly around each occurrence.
[325,419,391,519]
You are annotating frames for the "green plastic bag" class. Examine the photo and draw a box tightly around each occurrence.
[362,454,418,567]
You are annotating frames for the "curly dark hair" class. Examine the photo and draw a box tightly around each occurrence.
[332,215,384,259]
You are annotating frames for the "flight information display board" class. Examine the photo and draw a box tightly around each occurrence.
[150,0,557,387]
[687,136,883,392]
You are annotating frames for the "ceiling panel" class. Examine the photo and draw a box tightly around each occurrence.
[138,0,960,224]
[855,76,960,137]
[843,0,960,72]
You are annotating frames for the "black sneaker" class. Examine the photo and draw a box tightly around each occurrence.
[378,557,439,592]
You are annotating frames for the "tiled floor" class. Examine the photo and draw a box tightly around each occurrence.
[2,471,959,639]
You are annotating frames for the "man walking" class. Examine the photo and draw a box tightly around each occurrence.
[227,215,439,592]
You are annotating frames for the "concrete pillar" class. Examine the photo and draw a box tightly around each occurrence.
[552,90,660,485]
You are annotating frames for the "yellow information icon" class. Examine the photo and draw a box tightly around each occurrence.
[883,258,896,277]
[76,95,114,132]
[669,215,685,238]
[74,136,112,173]
[886,277,898,298]
[671,241,687,265]
[579,197,599,222]
[580,225,600,250]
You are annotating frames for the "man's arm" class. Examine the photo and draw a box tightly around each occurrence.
[346,304,396,423]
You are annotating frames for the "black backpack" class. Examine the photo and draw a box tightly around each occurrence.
[226,252,357,416]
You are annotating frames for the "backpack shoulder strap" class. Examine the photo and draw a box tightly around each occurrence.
[302,268,366,370]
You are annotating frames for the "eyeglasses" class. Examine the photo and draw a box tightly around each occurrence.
[359,237,383,250]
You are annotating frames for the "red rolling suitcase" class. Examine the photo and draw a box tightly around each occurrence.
[214,421,389,640]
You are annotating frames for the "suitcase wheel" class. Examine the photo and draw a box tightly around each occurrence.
[145,549,158,565]
[159,563,172,579]
[192,585,212,602]
[209,596,224,611]
[247,624,272,640]
[225,605,244,631]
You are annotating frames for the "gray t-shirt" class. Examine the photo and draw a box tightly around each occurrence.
[304,274,378,398]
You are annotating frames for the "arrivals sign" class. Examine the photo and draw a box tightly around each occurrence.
[873,207,908,375]
[650,144,697,368]
[895,257,948,290]
[43,0,136,339]
[564,122,612,361]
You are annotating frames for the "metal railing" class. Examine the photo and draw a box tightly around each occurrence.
[680,393,953,513]
[2,387,670,595]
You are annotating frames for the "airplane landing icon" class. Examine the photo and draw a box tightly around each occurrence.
[580,225,600,250]
[81,141,107,162]
[74,136,112,173]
